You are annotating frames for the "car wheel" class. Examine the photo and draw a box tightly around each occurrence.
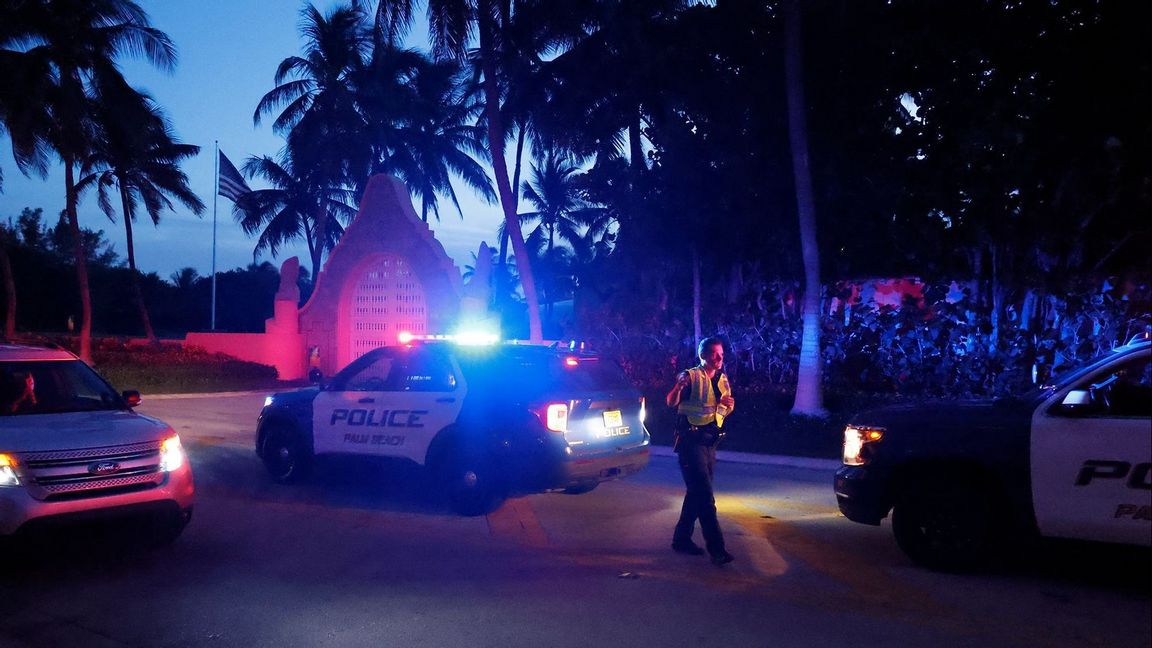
[439,447,505,516]
[262,426,312,484]
[891,484,995,571]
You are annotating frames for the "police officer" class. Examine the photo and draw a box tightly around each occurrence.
[666,336,735,565]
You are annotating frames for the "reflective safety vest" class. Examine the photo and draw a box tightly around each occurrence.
[677,367,732,428]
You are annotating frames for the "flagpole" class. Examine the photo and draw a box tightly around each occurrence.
[211,140,218,331]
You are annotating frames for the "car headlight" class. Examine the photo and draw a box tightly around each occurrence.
[0,453,19,487]
[842,426,884,466]
[159,435,186,472]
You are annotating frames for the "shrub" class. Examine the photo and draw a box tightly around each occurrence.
[10,335,282,394]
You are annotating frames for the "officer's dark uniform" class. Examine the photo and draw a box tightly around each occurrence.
[671,367,732,564]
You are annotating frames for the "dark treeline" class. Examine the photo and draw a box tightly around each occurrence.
[0,208,311,337]
[572,0,1149,310]
[3,1,1149,400]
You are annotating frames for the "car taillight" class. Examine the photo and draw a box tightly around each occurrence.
[534,402,569,433]
[639,397,646,424]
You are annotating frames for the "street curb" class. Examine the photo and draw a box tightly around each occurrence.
[143,392,842,470]
[649,445,840,471]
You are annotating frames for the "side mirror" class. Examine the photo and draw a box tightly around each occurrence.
[1051,388,1100,417]
[122,390,142,408]
[1062,389,1091,406]
[308,368,324,385]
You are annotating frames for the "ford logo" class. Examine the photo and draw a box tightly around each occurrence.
[89,461,120,475]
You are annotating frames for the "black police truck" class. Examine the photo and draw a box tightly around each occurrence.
[835,336,1151,570]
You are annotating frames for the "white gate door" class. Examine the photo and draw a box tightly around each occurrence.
[348,255,427,362]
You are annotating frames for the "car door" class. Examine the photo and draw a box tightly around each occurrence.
[1030,350,1152,545]
[312,348,399,456]
[312,346,463,464]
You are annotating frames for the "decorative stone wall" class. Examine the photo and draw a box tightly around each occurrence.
[186,175,462,380]
[298,175,462,376]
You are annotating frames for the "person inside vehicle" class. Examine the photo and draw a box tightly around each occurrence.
[4,370,38,414]
[665,336,736,566]
[1103,358,1152,417]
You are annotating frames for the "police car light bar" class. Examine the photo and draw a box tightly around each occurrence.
[397,331,499,346]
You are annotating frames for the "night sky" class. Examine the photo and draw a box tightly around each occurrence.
[0,0,503,279]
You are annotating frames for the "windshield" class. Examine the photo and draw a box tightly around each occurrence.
[0,360,125,416]
[1021,344,1149,401]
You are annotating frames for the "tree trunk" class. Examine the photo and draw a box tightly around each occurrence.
[496,123,527,314]
[546,224,556,318]
[65,161,93,362]
[120,185,158,345]
[990,244,1003,354]
[629,109,646,175]
[0,230,16,340]
[691,243,702,352]
[302,218,318,281]
[479,12,542,341]
[784,0,826,417]
[311,203,326,285]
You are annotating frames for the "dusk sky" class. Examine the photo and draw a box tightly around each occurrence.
[0,0,503,280]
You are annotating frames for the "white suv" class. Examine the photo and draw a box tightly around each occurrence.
[0,344,194,544]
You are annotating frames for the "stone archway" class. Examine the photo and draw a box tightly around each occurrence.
[298,175,463,377]
[348,254,428,362]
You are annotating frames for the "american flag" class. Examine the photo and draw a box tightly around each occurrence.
[217,150,251,202]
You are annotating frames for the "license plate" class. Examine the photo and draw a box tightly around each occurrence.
[602,410,623,428]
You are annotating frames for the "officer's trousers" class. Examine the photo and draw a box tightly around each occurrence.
[672,440,727,556]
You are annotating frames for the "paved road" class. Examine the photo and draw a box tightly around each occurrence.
[1,393,1148,647]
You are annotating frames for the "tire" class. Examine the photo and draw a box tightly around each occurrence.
[262,425,313,484]
[891,484,996,571]
[438,447,505,516]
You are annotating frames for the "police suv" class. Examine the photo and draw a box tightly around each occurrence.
[0,344,194,544]
[255,338,651,515]
[835,336,1151,570]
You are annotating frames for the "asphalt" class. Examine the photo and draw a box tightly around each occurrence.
[147,390,844,472]
[648,446,841,471]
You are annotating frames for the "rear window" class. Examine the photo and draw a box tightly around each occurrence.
[456,348,633,398]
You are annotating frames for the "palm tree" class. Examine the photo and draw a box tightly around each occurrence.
[464,243,521,313]
[79,79,204,344]
[529,0,694,171]
[254,3,369,274]
[357,44,495,221]
[453,19,553,319]
[518,150,607,258]
[169,267,200,290]
[374,0,545,341]
[783,0,826,417]
[510,149,609,318]
[0,3,50,193]
[234,154,357,277]
[1,0,175,361]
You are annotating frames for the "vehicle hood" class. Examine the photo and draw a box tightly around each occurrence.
[0,410,173,453]
[273,387,320,404]
[850,399,1011,427]
[849,398,1033,459]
